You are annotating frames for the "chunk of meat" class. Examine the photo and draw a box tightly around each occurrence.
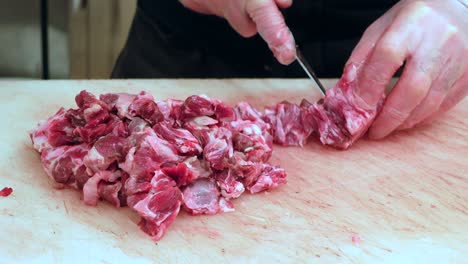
[40,144,91,188]
[153,122,202,155]
[129,92,164,125]
[230,152,263,187]
[0,187,13,197]
[30,108,77,152]
[83,134,130,173]
[100,92,136,119]
[230,120,273,162]
[133,171,182,241]
[83,170,122,206]
[212,99,236,122]
[203,127,233,170]
[234,101,265,123]
[263,101,313,146]
[215,170,245,200]
[119,128,181,178]
[182,178,225,215]
[161,157,211,186]
[181,95,215,118]
[309,64,384,149]
[156,99,184,125]
[247,164,287,193]
[127,117,149,133]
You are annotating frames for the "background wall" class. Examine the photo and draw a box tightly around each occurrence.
[0,0,68,79]
[69,0,137,79]
[0,0,136,79]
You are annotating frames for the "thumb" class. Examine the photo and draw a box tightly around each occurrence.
[246,0,296,65]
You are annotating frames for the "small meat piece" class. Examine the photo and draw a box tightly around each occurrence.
[183,116,219,146]
[99,181,123,207]
[83,134,130,173]
[30,108,77,152]
[230,152,263,187]
[83,170,122,206]
[215,170,244,200]
[156,99,184,125]
[100,92,136,119]
[181,95,215,118]
[247,164,287,193]
[230,120,272,162]
[182,178,223,215]
[214,102,236,122]
[234,101,265,123]
[133,171,182,241]
[119,128,181,178]
[162,157,211,186]
[203,127,233,170]
[153,122,202,155]
[309,64,384,149]
[73,115,120,144]
[124,174,152,196]
[71,92,126,144]
[129,92,164,125]
[40,144,91,188]
[127,117,149,133]
[0,187,13,197]
[263,101,313,146]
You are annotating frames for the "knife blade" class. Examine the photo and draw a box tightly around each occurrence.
[295,48,327,96]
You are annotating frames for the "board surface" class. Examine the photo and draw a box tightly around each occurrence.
[0,80,466,263]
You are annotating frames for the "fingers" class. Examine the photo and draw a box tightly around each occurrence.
[224,1,258,37]
[345,3,400,71]
[368,7,458,139]
[368,56,433,139]
[398,37,465,130]
[246,0,296,65]
[353,2,431,110]
[179,0,214,15]
[274,0,293,9]
[437,73,468,115]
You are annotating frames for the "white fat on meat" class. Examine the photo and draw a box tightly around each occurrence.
[83,170,121,206]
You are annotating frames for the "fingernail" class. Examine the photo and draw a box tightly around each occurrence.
[272,42,296,65]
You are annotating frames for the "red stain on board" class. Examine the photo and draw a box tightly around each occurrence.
[0,187,13,197]
[351,234,362,244]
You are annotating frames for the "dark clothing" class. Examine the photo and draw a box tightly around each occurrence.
[112,0,399,78]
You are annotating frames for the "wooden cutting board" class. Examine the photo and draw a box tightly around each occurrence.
[0,80,466,264]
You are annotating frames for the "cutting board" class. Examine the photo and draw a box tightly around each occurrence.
[0,80,466,264]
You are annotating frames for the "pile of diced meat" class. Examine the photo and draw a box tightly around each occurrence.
[30,65,382,241]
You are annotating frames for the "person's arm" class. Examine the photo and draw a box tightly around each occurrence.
[347,0,468,139]
[179,0,297,65]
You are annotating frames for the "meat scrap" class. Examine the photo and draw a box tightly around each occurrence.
[30,91,286,241]
[0,187,13,197]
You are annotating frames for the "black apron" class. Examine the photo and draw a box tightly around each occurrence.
[112,0,399,78]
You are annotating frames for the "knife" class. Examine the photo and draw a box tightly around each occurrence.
[295,48,327,96]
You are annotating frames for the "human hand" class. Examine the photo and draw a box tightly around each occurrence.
[346,0,468,139]
[179,0,297,65]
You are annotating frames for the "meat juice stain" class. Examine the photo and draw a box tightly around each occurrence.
[351,234,361,244]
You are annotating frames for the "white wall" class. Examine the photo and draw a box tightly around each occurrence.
[0,0,69,79]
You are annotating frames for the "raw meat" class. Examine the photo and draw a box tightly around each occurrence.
[263,64,383,149]
[30,91,287,241]
[30,68,380,240]
[0,187,13,197]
